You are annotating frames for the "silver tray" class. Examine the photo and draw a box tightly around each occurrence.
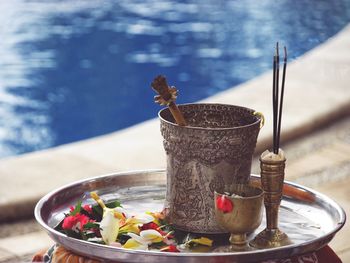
[35,169,346,263]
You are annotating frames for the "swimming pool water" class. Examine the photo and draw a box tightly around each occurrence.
[0,0,350,158]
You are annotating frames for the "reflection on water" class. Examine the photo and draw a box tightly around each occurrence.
[0,0,350,157]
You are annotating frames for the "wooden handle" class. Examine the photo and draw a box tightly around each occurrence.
[152,75,173,101]
[151,75,187,126]
[168,102,187,126]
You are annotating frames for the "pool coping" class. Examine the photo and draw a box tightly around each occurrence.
[1,24,350,222]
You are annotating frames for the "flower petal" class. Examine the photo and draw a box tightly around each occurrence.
[127,232,150,245]
[145,211,162,225]
[163,237,176,245]
[140,229,163,243]
[216,195,233,213]
[119,222,140,234]
[122,238,148,250]
[110,242,122,248]
[186,237,213,247]
[160,245,180,252]
[114,207,129,219]
[140,222,160,232]
[100,208,120,245]
[130,213,155,224]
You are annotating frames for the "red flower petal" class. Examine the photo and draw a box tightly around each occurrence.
[62,213,91,231]
[216,195,233,213]
[77,214,90,230]
[160,245,180,252]
[166,234,174,239]
[62,215,76,230]
[140,222,168,236]
[83,204,93,214]
[140,222,159,231]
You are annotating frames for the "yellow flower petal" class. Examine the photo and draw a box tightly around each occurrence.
[127,232,150,245]
[119,222,140,234]
[140,229,163,243]
[90,192,106,209]
[122,238,148,250]
[146,212,161,225]
[114,207,129,219]
[90,192,123,219]
[186,237,213,247]
[124,217,138,225]
[125,214,154,225]
[113,210,124,220]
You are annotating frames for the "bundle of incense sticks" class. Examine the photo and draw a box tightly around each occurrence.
[272,43,288,154]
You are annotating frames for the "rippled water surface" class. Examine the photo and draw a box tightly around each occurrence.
[1,0,350,158]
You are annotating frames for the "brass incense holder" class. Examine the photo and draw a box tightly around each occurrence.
[214,185,263,250]
[250,149,292,248]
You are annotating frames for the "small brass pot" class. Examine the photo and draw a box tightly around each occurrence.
[214,185,264,246]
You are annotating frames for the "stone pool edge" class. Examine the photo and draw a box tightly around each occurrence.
[0,24,350,222]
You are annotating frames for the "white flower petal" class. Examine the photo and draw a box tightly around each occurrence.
[110,242,122,248]
[140,229,163,243]
[125,213,154,225]
[140,229,162,239]
[122,238,148,250]
[100,208,120,245]
[127,232,150,245]
[87,237,103,243]
[135,213,155,224]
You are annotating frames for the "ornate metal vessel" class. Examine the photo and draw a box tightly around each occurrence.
[159,103,263,233]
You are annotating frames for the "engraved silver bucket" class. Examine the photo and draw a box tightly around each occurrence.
[159,103,263,233]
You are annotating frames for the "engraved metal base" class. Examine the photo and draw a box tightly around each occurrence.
[250,228,292,249]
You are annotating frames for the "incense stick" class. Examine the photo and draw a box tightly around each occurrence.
[272,43,288,154]
[276,47,287,151]
[273,42,280,154]
[272,49,277,155]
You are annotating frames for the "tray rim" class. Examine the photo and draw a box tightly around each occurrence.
[34,169,346,261]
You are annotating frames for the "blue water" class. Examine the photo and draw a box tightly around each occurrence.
[1,0,350,158]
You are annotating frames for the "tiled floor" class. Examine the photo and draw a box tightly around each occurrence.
[0,116,349,262]
[0,248,14,262]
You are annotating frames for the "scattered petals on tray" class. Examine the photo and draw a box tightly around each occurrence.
[54,192,213,253]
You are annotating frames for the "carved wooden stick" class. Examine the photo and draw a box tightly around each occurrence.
[151,75,187,126]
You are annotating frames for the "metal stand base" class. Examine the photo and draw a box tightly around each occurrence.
[250,228,292,249]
